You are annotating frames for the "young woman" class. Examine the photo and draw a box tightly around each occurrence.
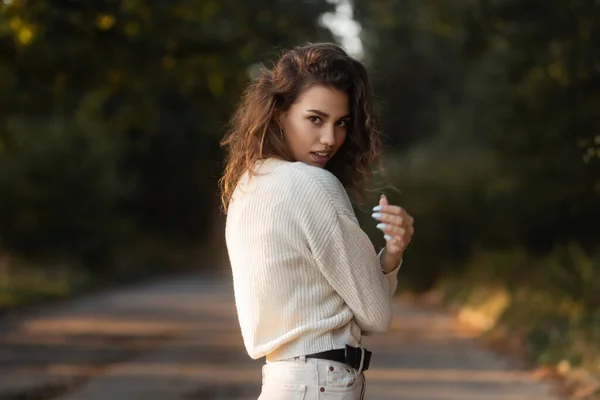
[220,42,414,400]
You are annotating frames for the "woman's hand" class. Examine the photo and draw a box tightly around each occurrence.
[372,194,414,268]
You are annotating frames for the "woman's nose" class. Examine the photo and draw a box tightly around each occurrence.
[320,127,336,146]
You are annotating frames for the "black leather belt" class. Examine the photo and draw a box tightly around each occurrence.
[306,344,372,371]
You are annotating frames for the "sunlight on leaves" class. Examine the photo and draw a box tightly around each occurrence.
[96,14,116,30]
[8,16,21,30]
[17,26,33,45]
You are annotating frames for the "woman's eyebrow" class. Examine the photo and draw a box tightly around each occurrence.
[306,109,351,119]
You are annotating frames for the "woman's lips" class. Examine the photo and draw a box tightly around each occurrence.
[310,152,330,165]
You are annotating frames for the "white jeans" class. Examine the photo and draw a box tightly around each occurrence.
[258,356,366,400]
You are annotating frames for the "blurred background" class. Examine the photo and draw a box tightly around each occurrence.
[0,0,599,392]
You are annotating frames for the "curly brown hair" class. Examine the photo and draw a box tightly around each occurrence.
[219,42,383,213]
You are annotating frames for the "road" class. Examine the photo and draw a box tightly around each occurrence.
[0,274,563,400]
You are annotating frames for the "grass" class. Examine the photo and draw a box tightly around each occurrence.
[429,248,600,399]
[0,263,93,312]
[0,238,220,313]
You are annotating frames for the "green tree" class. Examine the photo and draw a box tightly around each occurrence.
[353,0,600,290]
[0,0,335,271]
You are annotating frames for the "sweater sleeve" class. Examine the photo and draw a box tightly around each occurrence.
[294,167,399,333]
[378,248,402,298]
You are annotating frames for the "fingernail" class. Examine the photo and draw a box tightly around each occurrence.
[384,234,393,241]
[372,205,382,212]
[376,223,387,231]
[371,213,382,219]
[380,194,385,199]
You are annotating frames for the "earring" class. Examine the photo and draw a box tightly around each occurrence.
[279,127,284,141]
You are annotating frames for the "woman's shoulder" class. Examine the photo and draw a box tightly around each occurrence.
[257,158,344,195]
[232,158,347,206]
[229,158,354,223]
[262,159,353,212]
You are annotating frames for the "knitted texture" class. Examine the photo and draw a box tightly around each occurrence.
[225,158,400,361]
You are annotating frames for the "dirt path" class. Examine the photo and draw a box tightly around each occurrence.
[0,274,563,400]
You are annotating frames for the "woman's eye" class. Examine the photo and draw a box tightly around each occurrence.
[309,116,321,124]
[337,120,349,127]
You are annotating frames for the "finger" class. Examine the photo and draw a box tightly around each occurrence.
[381,228,411,248]
[400,224,414,240]
[386,236,406,248]
[376,223,405,237]
[372,212,403,226]
[379,194,389,208]
[372,204,403,216]
[396,214,414,231]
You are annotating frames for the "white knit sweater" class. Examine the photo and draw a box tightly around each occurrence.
[225,158,400,362]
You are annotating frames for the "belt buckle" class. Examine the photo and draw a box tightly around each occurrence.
[357,347,366,372]
[344,345,368,373]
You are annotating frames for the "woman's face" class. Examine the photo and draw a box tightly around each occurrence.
[278,84,349,168]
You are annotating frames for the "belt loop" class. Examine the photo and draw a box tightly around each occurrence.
[298,355,306,362]
[357,347,365,373]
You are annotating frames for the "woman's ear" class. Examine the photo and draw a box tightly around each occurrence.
[275,110,287,129]
[275,113,283,129]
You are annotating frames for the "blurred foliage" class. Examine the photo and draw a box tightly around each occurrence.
[0,117,127,266]
[0,0,334,276]
[354,0,600,289]
[437,245,600,378]
[0,260,89,310]
[354,0,600,383]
